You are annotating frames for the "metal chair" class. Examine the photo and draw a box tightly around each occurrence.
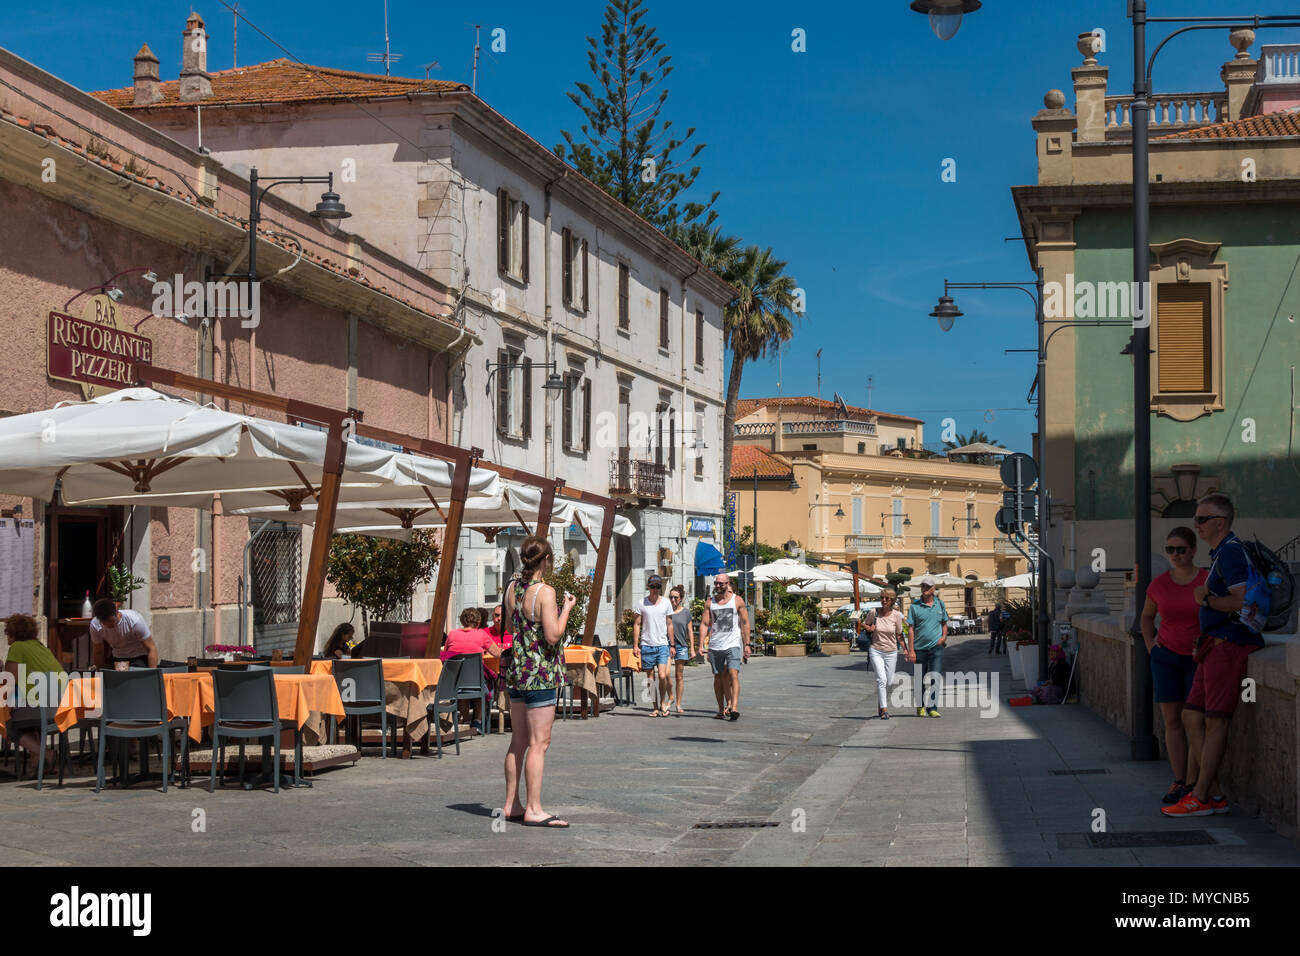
[449,653,489,733]
[332,658,393,758]
[94,669,189,793]
[425,657,463,757]
[210,667,293,793]
[5,706,68,790]
[604,644,634,706]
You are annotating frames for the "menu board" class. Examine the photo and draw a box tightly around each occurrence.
[0,518,36,617]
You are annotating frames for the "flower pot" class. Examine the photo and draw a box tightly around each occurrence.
[820,641,850,656]
[1019,643,1040,687]
[1008,643,1023,680]
[773,644,807,657]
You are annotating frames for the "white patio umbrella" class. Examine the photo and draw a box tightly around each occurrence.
[0,387,418,506]
[991,572,1038,588]
[787,572,882,597]
[750,558,839,587]
[903,571,970,589]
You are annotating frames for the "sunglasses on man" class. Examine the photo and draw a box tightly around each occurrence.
[1193,513,1227,525]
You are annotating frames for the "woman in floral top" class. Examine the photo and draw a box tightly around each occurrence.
[502,535,576,829]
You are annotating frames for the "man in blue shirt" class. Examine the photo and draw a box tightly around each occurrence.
[905,576,948,718]
[1163,493,1256,818]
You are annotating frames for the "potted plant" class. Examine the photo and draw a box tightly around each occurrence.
[325,531,441,640]
[1016,636,1041,687]
[545,555,592,644]
[106,562,145,607]
[1005,629,1029,680]
[205,644,256,662]
[771,608,807,657]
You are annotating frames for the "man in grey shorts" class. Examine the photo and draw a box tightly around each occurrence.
[699,573,750,720]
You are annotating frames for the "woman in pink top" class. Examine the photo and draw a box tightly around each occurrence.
[861,589,905,720]
[1140,526,1209,805]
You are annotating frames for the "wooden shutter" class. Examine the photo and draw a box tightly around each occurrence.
[496,189,508,277]
[695,310,704,366]
[521,355,532,438]
[1157,283,1211,392]
[582,378,592,451]
[659,290,669,347]
[495,348,510,435]
[581,239,589,312]
[618,263,629,329]
[519,202,530,283]
[561,227,572,305]
[562,375,573,449]
[655,403,665,466]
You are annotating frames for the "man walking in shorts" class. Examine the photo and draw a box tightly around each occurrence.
[699,573,750,720]
[634,575,673,717]
[1163,493,1260,817]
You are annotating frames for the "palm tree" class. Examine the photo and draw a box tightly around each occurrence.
[720,246,799,503]
[671,222,741,274]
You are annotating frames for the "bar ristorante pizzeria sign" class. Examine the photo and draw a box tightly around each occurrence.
[47,295,153,398]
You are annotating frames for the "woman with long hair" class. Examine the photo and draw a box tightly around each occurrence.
[502,535,575,829]
[1140,526,1208,805]
[322,622,356,660]
[667,585,695,715]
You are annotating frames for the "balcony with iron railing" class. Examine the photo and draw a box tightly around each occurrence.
[845,534,885,555]
[609,450,666,501]
[924,536,960,556]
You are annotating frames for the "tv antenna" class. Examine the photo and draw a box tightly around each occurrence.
[231,2,240,69]
[816,348,823,404]
[367,0,403,76]
[422,61,441,79]
[471,25,481,93]
[867,375,873,409]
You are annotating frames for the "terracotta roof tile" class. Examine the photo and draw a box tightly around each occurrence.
[1153,108,1300,141]
[91,59,468,110]
[734,396,924,425]
[731,445,794,480]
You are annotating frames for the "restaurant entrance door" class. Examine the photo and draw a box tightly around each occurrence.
[45,504,124,662]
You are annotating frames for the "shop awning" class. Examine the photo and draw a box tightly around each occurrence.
[694,540,725,576]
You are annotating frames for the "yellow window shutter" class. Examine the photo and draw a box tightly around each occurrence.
[1157,283,1210,393]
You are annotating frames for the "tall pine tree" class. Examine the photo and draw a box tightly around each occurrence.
[555,0,718,232]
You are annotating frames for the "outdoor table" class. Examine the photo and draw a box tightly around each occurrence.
[563,645,611,719]
[619,647,640,670]
[309,658,442,756]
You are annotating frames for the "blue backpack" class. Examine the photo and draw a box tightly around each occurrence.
[1237,538,1295,634]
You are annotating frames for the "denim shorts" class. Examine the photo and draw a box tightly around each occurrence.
[708,646,742,674]
[640,644,670,669]
[507,687,559,709]
[672,643,691,662]
[1150,642,1197,704]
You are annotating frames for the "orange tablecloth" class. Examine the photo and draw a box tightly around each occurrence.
[564,646,610,669]
[0,705,10,738]
[309,658,442,690]
[54,672,345,743]
[619,648,640,670]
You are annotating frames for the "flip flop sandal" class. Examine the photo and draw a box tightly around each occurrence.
[728,711,740,721]
[712,712,727,720]
[522,815,570,828]
[649,710,661,717]
[505,813,526,822]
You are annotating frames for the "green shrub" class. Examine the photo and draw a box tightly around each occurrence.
[771,609,807,644]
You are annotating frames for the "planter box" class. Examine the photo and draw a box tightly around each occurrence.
[820,641,850,656]
[1008,643,1023,680]
[773,644,807,657]
[1020,643,1040,687]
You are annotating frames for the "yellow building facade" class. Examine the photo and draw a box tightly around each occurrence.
[732,397,1027,614]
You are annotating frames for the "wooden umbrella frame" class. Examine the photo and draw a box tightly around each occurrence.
[132,364,620,665]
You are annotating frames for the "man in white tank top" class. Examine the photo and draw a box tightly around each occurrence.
[633,574,674,717]
[700,573,750,720]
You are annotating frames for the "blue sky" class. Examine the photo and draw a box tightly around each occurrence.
[3,0,1290,452]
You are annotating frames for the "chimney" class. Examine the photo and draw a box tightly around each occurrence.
[132,44,163,106]
[178,11,212,102]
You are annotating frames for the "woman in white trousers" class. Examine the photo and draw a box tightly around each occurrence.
[863,589,905,719]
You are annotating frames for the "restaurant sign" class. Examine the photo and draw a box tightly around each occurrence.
[47,295,153,398]
[687,517,716,535]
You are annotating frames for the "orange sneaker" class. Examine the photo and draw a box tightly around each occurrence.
[1210,794,1230,814]
[1160,793,1216,817]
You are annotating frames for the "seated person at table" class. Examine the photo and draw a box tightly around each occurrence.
[89,599,158,669]
[3,613,66,768]
[322,622,357,660]
[441,608,504,728]
[486,604,511,651]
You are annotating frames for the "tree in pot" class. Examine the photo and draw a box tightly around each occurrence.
[325,531,441,640]
[106,563,145,606]
[544,555,592,643]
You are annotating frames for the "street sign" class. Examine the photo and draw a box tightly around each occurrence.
[999,452,1038,489]
[995,508,1020,535]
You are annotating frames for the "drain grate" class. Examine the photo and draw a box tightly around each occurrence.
[1050,768,1111,775]
[693,820,780,830]
[1057,830,1216,849]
